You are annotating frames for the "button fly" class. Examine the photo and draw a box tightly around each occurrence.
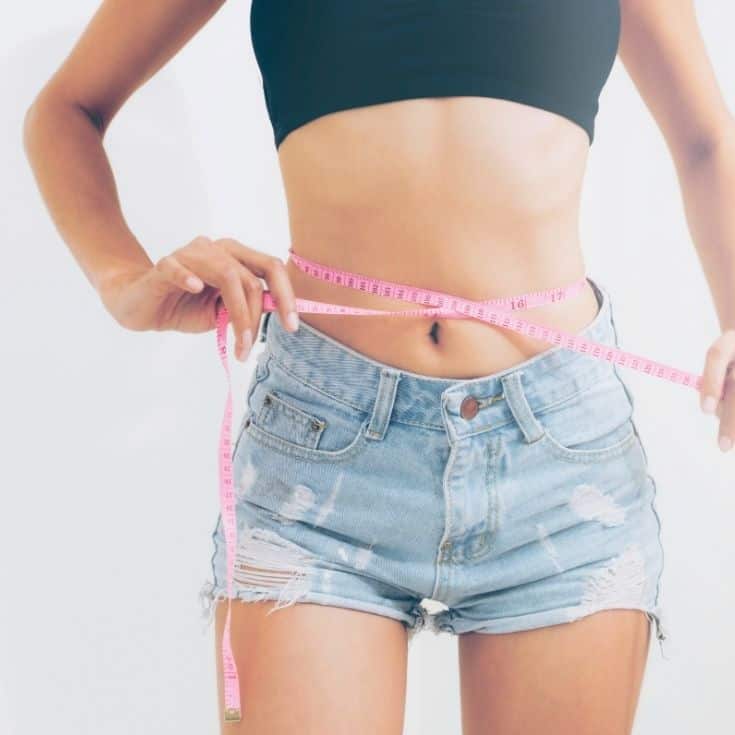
[460,395,479,419]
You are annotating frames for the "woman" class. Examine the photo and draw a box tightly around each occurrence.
[22,1,735,733]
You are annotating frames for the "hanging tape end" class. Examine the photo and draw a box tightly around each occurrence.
[224,707,242,723]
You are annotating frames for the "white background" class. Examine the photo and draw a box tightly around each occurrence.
[2,1,733,733]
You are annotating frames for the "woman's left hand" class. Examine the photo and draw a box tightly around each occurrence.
[700,329,735,452]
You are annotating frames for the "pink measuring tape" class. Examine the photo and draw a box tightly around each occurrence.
[213,247,703,721]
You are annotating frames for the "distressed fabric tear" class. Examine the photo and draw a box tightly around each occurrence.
[569,483,625,526]
[198,526,317,631]
[576,543,646,616]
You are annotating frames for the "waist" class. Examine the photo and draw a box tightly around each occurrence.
[260,272,617,421]
[275,106,591,378]
[283,238,600,379]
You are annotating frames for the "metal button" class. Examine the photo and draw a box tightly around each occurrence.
[460,395,479,419]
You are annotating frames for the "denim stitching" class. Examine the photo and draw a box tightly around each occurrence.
[392,417,446,431]
[466,436,500,563]
[461,604,662,638]
[245,416,372,463]
[452,416,516,440]
[269,347,617,437]
[648,472,665,609]
[431,438,458,600]
[259,391,326,430]
[538,424,638,465]
[222,589,421,630]
[487,436,501,540]
[231,412,251,461]
[523,364,624,421]
[231,355,272,459]
[532,325,639,464]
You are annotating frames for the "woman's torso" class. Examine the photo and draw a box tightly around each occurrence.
[258,3,618,379]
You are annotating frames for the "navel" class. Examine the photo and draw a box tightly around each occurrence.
[428,320,441,345]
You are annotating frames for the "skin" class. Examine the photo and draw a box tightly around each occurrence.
[21,0,735,733]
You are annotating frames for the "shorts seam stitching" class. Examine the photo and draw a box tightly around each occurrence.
[209,588,421,628]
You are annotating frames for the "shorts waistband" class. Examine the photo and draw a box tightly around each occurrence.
[257,275,624,436]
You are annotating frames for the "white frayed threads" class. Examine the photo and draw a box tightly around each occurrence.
[197,527,318,631]
[233,526,316,614]
[576,543,646,616]
[313,472,344,527]
[198,579,219,632]
[536,523,564,572]
[569,483,625,526]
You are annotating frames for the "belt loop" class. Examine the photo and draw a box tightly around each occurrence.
[365,369,401,441]
[500,371,545,444]
[257,310,273,343]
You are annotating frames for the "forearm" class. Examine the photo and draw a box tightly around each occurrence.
[676,129,735,333]
[22,91,154,295]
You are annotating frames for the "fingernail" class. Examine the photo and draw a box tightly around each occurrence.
[186,275,203,291]
[719,435,732,452]
[702,396,717,414]
[286,311,299,331]
[239,329,252,361]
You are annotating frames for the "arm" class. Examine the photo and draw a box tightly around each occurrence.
[23,0,227,294]
[23,0,298,360]
[619,0,735,451]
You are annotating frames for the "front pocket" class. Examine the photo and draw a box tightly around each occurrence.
[243,357,372,462]
[257,391,327,449]
[231,350,272,461]
[534,372,638,464]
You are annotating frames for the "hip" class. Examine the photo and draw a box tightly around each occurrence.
[214,275,665,641]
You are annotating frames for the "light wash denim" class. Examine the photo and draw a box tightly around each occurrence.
[199,276,668,653]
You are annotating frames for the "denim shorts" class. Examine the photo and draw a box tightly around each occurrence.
[199,275,668,653]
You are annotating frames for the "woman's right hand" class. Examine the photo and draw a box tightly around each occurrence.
[98,235,300,361]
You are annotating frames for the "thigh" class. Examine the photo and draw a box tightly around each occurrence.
[458,609,651,735]
[213,598,409,735]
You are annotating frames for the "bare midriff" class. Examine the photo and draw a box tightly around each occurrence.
[277,96,601,379]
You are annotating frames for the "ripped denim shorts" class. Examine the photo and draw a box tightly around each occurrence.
[199,275,668,654]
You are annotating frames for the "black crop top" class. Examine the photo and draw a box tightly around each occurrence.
[250,1,621,149]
